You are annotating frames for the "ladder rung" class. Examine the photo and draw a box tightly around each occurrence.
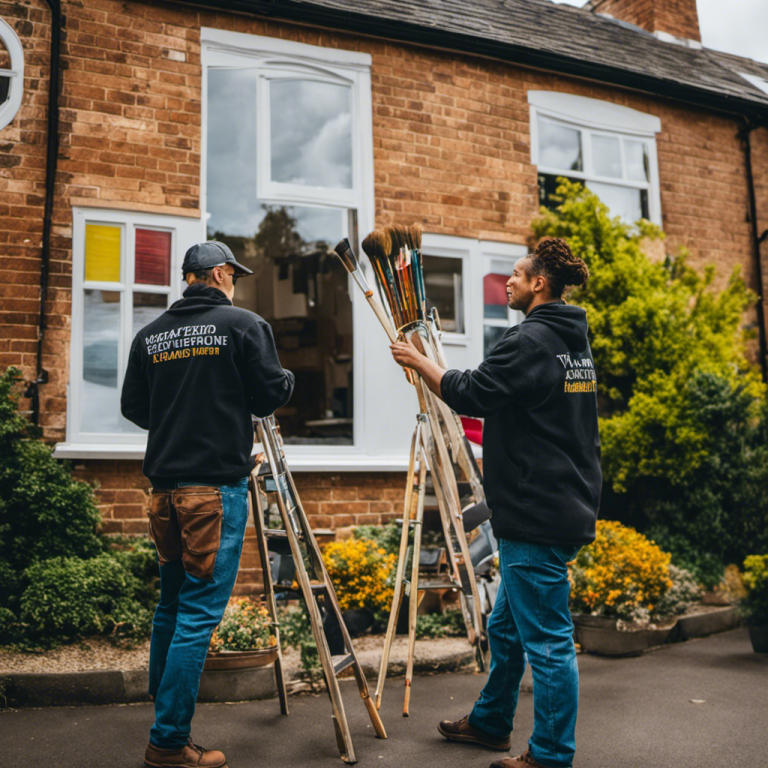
[417,578,460,590]
[265,529,289,538]
[309,583,328,593]
[332,654,356,676]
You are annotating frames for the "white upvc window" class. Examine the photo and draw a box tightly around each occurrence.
[56,208,202,457]
[529,91,662,226]
[0,17,24,131]
[202,29,378,468]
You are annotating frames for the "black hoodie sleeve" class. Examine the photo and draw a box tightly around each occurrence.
[120,336,150,430]
[440,326,535,417]
[238,319,295,417]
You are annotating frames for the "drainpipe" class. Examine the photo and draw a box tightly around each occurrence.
[739,119,768,385]
[25,0,62,425]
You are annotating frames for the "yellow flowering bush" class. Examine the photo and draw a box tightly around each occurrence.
[322,537,396,612]
[569,520,673,622]
[741,554,768,625]
[209,597,277,652]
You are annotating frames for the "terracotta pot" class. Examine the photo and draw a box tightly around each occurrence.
[572,614,676,657]
[747,624,768,654]
[203,647,279,671]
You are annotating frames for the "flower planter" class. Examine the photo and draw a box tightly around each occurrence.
[572,614,676,657]
[203,647,279,671]
[747,625,768,654]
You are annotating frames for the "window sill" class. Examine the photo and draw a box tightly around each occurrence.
[53,442,482,470]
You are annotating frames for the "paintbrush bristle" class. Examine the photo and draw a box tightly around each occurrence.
[371,229,391,259]
[361,231,377,259]
[408,223,423,250]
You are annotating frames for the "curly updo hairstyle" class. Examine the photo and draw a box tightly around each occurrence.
[526,238,589,298]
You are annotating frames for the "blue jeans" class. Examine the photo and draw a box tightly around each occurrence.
[147,478,249,748]
[469,538,581,768]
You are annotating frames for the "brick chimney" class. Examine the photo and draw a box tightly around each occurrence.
[587,0,701,44]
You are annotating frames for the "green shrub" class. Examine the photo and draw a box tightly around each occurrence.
[353,522,402,557]
[279,604,322,688]
[533,182,768,582]
[0,368,102,578]
[415,609,465,639]
[20,555,153,644]
[0,368,160,647]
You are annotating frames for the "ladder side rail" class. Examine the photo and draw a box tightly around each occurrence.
[249,463,289,715]
[374,418,422,710]
[403,454,427,717]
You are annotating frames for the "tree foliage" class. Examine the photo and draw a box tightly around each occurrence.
[533,181,768,584]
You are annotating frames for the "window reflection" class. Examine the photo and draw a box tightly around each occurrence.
[625,140,649,181]
[592,135,622,178]
[586,182,648,222]
[538,117,583,171]
[207,67,356,444]
[81,290,121,433]
[270,80,352,189]
[422,255,464,333]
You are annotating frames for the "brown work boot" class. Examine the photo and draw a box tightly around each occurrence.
[437,714,511,750]
[490,748,553,767]
[144,739,227,768]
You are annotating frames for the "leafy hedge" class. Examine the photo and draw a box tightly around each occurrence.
[0,367,158,646]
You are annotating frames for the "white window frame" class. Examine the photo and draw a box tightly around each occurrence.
[0,17,24,131]
[55,208,203,459]
[202,29,380,470]
[528,91,662,226]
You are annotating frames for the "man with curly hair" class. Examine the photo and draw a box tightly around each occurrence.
[390,237,601,768]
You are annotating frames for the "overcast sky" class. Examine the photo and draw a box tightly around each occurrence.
[550,0,768,65]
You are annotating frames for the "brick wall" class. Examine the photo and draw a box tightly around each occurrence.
[589,0,702,42]
[2,1,767,594]
[72,461,406,594]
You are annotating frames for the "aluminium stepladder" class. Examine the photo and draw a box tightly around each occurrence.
[250,415,387,764]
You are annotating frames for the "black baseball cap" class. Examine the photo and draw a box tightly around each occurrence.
[181,241,253,278]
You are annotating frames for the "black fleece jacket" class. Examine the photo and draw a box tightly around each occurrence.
[121,284,294,485]
[441,301,601,546]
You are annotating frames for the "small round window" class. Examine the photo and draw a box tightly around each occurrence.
[0,17,24,131]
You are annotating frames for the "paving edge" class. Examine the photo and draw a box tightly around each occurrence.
[1,609,740,708]
[0,648,479,708]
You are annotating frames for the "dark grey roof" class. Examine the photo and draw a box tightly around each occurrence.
[188,0,768,119]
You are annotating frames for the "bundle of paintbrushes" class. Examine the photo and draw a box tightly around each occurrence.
[361,224,426,331]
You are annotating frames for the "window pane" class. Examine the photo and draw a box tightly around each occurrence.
[484,325,507,357]
[538,117,582,172]
[587,182,646,223]
[592,135,622,178]
[206,68,259,238]
[135,229,171,286]
[133,292,167,338]
[85,223,121,283]
[270,80,352,188]
[80,289,120,433]
[484,273,509,319]
[625,139,649,181]
[538,173,581,211]
[0,76,9,106]
[423,255,464,333]
[206,67,356,445]
[207,204,353,445]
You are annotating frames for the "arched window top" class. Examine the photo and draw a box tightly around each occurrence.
[528,91,661,136]
[0,17,24,131]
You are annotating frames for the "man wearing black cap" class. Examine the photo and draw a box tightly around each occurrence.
[121,241,294,768]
